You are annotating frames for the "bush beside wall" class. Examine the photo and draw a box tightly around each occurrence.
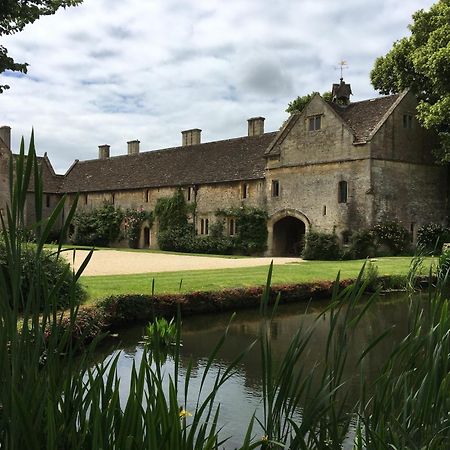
[302,231,341,260]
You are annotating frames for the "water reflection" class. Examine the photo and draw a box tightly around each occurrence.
[95,294,416,448]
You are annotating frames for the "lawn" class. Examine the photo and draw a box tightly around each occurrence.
[81,256,435,303]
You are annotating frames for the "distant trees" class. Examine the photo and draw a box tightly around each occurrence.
[286,91,332,114]
[0,0,82,92]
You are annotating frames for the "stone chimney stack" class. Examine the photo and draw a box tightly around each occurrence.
[247,117,265,136]
[127,140,140,155]
[98,144,110,159]
[182,129,201,146]
[0,126,11,149]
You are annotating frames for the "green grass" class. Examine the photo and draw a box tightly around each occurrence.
[81,256,436,302]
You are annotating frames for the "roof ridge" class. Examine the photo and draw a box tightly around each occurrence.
[75,131,278,164]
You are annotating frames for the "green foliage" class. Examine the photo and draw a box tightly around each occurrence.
[372,220,411,255]
[157,224,195,252]
[144,317,177,349]
[370,0,450,161]
[235,207,268,254]
[286,91,332,114]
[0,241,85,309]
[3,136,450,448]
[0,1,83,93]
[346,229,377,259]
[218,207,268,255]
[302,231,341,260]
[123,208,153,248]
[155,188,189,233]
[71,203,124,246]
[417,223,450,254]
[363,260,381,291]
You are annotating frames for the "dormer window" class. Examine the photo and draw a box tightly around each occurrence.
[308,115,322,131]
[403,114,413,129]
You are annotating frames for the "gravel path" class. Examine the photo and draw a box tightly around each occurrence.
[63,249,302,276]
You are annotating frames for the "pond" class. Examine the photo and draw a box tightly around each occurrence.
[94,294,415,449]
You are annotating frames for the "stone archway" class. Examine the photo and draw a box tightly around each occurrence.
[267,209,310,256]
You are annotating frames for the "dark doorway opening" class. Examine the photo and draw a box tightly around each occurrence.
[143,227,150,247]
[273,216,306,256]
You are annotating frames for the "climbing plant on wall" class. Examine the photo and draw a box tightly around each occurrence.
[123,209,153,249]
[154,189,189,232]
[217,207,268,255]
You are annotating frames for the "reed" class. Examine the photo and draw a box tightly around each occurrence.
[0,135,449,449]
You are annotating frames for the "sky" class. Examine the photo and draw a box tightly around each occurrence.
[0,0,436,173]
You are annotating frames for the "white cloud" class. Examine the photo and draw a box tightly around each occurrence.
[0,0,436,173]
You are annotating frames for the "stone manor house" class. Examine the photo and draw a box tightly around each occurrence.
[0,80,447,256]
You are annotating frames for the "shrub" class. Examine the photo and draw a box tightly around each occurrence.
[302,231,341,260]
[0,241,86,309]
[372,220,411,255]
[346,229,377,259]
[71,203,124,246]
[417,223,450,254]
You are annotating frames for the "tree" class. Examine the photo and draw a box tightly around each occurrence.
[371,0,450,162]
[0,0,82,93]
[286,91,332,114]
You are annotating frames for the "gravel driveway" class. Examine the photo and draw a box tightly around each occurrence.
[62,249,301,276]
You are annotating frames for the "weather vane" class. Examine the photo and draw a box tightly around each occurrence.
[335,60,349,80]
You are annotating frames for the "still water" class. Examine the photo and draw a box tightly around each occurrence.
[95,295,413,448]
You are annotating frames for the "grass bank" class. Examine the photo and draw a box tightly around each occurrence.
[81,256,435,302]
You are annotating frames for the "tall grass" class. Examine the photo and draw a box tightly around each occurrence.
[0,135,449,449]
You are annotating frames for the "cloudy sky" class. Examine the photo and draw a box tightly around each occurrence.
[0,0,435,173]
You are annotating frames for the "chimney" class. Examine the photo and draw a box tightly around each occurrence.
[127,140,140,155]
[182,129,201,146]
[98,144,110,159]
[247,117,265,136]
[0,125,11,149]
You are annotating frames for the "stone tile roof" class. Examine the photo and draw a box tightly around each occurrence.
[12,154,63,193]
[60,132,277,193]
[329,94,400,143]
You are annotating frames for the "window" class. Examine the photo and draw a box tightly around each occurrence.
[45,194,51,208]
[308,115,322,131]
[241,183,249,199]
[144,189,150,203]
[323,205,327,216]
[271,180,280,197]
[84,194,88,205]
[200,218,209,235]
[229,218,237,236]
[338,181,348,204]
[111,193,115,205]
[187,186,193,202]
[403,114,413,129]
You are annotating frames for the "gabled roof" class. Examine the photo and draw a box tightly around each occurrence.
[265,92,404,156]
[12,154,64,193]
[329,93,402,143]
[60,132,277,193]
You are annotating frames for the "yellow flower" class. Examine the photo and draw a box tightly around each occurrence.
[179,408,192,419]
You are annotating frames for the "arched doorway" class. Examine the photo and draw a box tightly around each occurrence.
[272,216,306,256]
[143,227,150,248]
